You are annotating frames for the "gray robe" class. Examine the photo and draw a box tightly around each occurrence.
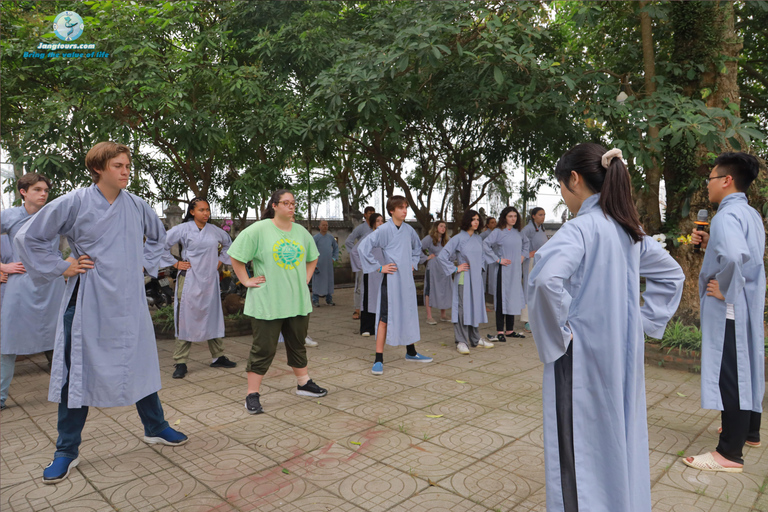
[15,185,166,408]
[1,206,66,355]
[162,222,232,342]
[0,235,12,306]
[345,222,372,273]
[357,220,421,346]
[521,219,549,298]
[698,192,765,412]
[528,194,684,512]
[311,232,339,296]
[484,227,529,315]
[421,235,453,310]
[437,231,496,326]
[361,245,385,312]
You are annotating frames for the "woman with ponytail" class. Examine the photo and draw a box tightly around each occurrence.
[163,198,237,379]
[527,143,685,511]
[421,220,452,324]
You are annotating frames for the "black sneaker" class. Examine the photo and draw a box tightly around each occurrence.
[172,363,187,379]
[296,379,328,397]
[326,301,335,306]
[510,332,526,339]
[496,334,507,343]
[245,392,263,414]
[210,356,237,368]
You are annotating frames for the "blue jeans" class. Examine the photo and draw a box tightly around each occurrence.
[0,354,16,406]
[312,293,333,304]
[55,304,169,459]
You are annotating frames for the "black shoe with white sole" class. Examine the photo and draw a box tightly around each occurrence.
[245,392,263,414]
[296,379,328,397]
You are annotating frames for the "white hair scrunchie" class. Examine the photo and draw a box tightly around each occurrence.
[601,148,623,169]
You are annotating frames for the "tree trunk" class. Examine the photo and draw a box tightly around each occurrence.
[664,1,743,323]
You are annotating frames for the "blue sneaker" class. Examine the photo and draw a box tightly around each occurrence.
[42,456,79,484]
[371,362,384,375]
[405,353,433,363]
[143,426,188,446]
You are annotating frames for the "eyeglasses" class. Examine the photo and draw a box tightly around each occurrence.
[705,175,728,184]
[277,200,297,208]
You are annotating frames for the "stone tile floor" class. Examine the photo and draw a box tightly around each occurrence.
[1,287,766,511]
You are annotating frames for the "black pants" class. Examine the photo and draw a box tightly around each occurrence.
[555,342,578,511]
[495,266,515,332]
[716,319,762,464]
[360,274,376,335]
[379,274,388,324]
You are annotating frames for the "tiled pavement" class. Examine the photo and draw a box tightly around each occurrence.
[1,287,767,511]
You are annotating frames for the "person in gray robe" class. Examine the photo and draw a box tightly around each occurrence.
[311,220,339,306]
[480,217,498,299]
[161,198,237,380]
[421,220,452,324]
[15,142,187,484]
[437,210,497,355]
[528,144,684,512]
[683,152,765,473]
[484,206,529,342]
[345,206,375,319]
[1,173,65,410]
[357,196,432,375]
[520,207,548,329]
[358,213,385,336]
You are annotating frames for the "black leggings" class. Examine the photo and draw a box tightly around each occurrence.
[495,265,515,332]
[360,274,376,335]
[555,342,578,511]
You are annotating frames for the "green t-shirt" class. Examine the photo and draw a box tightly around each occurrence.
[227,219,319,320]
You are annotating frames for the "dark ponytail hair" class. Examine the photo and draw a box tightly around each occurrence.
[529,207,544,220]
[554,143,643,243]
[368,213,382,229]
[262,189,292,220]
[183,197,210,223]
[497,206,522,231]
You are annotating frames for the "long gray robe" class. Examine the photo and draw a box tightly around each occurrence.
[15,184,167,408]
[521,219,549,299]
[421,235,453,310]
[311,232,339,296]
[698,192,765,412]
[480,228,499,296]
[528,194,684,512]
[484,227,529,316]
[357,220,421,346]
[1,206,66,355]
[163,222,232,342]
[345,222,372,273]
[437,231,496,326]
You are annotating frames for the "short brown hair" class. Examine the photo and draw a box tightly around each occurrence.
[17,173,51,193]
[386,195,408,215]
[85,142,131,183]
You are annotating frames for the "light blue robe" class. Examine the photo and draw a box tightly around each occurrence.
[0,234,11,304]
[528,194,684,512]
[421,235,453,310]
[484,227,529,315]
[357,220,421,346]
[311,232,339,296]
[162,222,232,342]
[1,206,66,355]
[437,231,496,326]
[480,228,499,296]
[521,219,549,299]
[15,184,167,408]
[698,192,765,412]
[345,222,372,273]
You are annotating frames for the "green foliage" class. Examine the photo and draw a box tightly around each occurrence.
[652,319,703,353]
[151,304,175,332]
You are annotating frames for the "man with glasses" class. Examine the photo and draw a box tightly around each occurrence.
[683,152,765,473]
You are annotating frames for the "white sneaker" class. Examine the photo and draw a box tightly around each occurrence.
[304,336,318,347]
[477,339,495,348]
[456,342,470,355]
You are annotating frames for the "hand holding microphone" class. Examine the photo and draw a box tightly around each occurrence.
[692,209,710,253]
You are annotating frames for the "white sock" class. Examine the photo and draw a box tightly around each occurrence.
[297,375,310,386]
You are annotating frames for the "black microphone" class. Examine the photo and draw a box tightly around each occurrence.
[693,209,709,253]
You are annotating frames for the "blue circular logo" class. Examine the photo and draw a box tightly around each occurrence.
[53,11,84,41]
